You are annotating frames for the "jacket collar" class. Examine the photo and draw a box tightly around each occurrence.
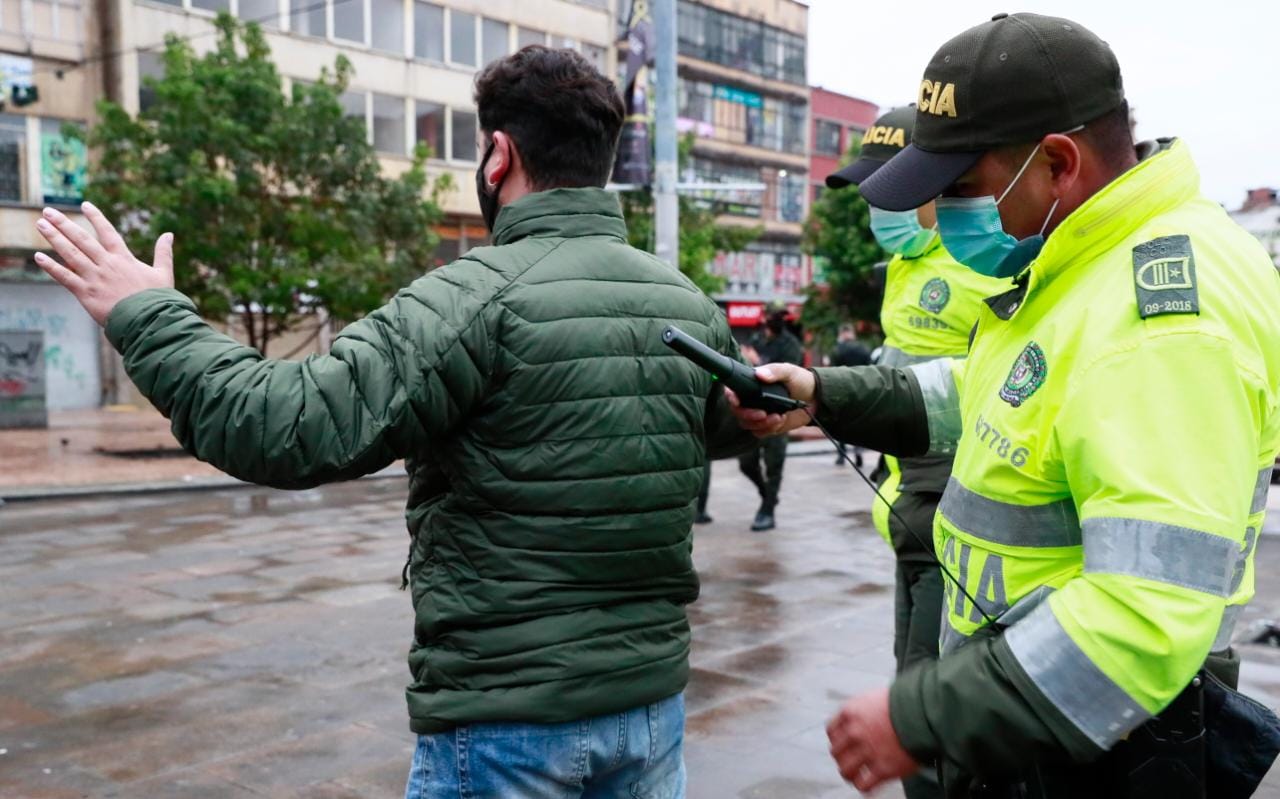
[1029,138,1198,285]
[492,187,629,246]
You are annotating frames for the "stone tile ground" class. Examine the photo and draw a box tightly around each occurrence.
[2,450,1279,797]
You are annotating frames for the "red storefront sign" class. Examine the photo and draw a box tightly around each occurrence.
[727,302,763,327]
[726,302,805,327]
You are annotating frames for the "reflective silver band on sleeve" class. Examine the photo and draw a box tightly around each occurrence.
[907,358,961,456]
[1252,467,1273,515]
[880,346,942,368]
[1005,602,1151,750]
[1212,604,1244,653]
[1082,517,1237,597]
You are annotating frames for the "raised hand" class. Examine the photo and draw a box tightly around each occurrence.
[34,202,174,326]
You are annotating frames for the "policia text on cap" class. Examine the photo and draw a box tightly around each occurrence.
[728,12,1280,799]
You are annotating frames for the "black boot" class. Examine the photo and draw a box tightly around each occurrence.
[694,510,713,524]
[751,506,775,532]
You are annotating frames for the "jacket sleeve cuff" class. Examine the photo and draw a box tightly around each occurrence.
[104,288,197,353]
[889,665,941,763]
[811,367,856,422]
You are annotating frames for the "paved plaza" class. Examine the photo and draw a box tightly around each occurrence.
[3,449,1280,797]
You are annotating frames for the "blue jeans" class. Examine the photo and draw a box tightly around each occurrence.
[404,693,686,799]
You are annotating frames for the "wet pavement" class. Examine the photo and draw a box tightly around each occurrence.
[0,407,225,493]
[2,450,1280,798]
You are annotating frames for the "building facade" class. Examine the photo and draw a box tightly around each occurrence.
[668,0,810,331]
[0,2,106,415]
[108,0,615,265]
[808,85,877,204]
[1,0,615,412]
[1230,187,1280,269]
[808,85,877,288]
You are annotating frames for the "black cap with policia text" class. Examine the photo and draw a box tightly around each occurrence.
[825,105,915,189]
[860,12,1126,212]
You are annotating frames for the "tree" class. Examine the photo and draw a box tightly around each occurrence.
[619,135,761,294]
[801,139,886,355]
[80,14,450,355]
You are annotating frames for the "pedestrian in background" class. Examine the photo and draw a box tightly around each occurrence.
[737,301,804,532]
[829,323,870,468]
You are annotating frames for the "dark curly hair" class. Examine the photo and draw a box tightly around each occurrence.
[474,46,626,191]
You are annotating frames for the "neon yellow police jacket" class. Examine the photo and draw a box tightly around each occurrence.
[814,139,1280,774]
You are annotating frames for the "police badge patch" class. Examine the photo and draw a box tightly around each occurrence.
[919,278,951,314]
[999,342,1047,407]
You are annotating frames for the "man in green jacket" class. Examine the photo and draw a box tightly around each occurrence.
[34,47,750,799]
[729,14,1280,798]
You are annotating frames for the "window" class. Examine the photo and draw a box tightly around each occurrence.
[373,94,406,154]
[236,0,276,25]
[290,0,325,37]
[680,78,807,154]
[334,0,365,43]
[237,0,278,26]
[814,119,841,156]
[340,91,368,140]
[779,173,805,223]
[517,27,545,49]
[0,114,24,202]
[676,0,806,85]
[191,0,229,12]
[583,43,606,73]
[137,50,164,113]
[481,18,508,66]
[451,109,477,162]
[414,1,444,61]
[371,0,404,53]
[414,101,446,159]
[41,118,86,206]
[450,10,476,66]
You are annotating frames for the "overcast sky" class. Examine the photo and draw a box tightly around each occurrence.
[806,1,1279,208]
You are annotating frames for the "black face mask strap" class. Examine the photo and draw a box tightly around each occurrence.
[476,139,503,233]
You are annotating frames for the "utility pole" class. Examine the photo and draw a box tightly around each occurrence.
[652,0,678,267]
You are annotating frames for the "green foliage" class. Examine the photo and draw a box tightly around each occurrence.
[801,137,885,353]
[619,134,762,294]
[80,14,450,354]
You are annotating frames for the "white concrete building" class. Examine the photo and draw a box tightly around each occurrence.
[108,0,616,264]
[0,2,105,414]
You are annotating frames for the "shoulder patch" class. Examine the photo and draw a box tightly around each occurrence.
[1133,235,1199,319]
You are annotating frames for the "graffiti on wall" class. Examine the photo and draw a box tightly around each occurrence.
[0,286,100,411]
[0,329,47,428]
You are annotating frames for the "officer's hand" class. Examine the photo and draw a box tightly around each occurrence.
[34,203,175,326]
[827,688,919,793]
[725,364,815,438]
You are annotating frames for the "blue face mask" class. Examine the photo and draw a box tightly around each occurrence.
[935,143,1061,279]
[869,206,936,258]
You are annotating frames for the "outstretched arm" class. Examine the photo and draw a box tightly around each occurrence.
[35,204,491,488]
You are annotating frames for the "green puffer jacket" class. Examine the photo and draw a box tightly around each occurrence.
[105,188,753,733]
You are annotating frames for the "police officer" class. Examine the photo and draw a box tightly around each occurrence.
[739,300,804,531]
[730,13,1280,796]
[824,104,1010,799]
